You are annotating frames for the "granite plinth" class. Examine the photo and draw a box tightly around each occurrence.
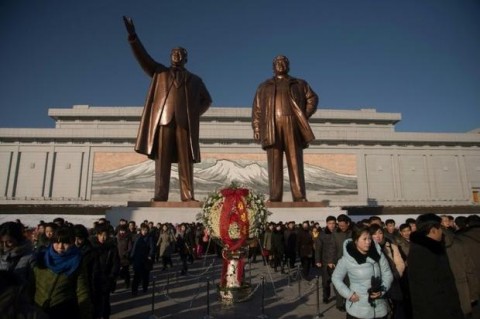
[127,200,330,209]
[127,201,202,208]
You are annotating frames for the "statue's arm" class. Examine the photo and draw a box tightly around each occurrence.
[198,79,212,116]
[304,82,318,118]
[252,88,262,142]
[123,16,167,77]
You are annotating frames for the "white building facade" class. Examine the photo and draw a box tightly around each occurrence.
[1,105,479,212]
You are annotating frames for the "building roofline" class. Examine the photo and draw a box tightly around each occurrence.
[47,105,402,124]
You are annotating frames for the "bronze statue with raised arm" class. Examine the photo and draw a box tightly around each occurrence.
[123,16,212,202]
[252,55,318,202]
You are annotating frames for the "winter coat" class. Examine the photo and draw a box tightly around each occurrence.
[457,224,480,301]
[395,237,410,262]
[176,232,190,259]
[32,248,92,319]
[77,241,95,301]
[444,228,478,316]
[0,240,34,286]
[320,228,335,264]
[0,240,35,314]
[130,234,155,272]
[332,229,352,262]
[297,228,313,258]
[407,231,464,319]
[263,230,273,251]
[312,233,322,264]
[284,228,297,254]
[116,233,133,266]
[271,230,285,256]
[380,239,405,301]
[382,240,405,278]
[157,231,175,257]
[332,239,393,319]
[0,271,44,319]
[91,238,120,295]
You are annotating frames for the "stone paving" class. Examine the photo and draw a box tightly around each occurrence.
[110,253,346,319]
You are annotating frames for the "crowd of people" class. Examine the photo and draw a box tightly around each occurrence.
[0,213,479,319]
[0,217,207,319]
[260,213,480,319]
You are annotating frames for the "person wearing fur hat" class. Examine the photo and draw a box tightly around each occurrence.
[407,213,463,319]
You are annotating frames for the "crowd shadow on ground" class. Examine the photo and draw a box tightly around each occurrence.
[110,251,345,319]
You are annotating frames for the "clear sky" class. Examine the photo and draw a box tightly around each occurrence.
[1,0,479,132]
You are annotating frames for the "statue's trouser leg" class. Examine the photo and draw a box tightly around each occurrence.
[283,139,306,201]
[175,124,194,201]
[273,116,306,201]
[267,146,283,201]
[155,124,174,201]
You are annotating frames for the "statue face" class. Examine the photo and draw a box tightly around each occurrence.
[273,56,289,76]
[171,48,187,67]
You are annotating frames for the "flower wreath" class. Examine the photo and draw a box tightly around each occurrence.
[198,184,270,248]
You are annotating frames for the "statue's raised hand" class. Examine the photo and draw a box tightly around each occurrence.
[123,16,136,35]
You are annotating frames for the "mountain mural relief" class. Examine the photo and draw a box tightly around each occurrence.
[91,153,358,201]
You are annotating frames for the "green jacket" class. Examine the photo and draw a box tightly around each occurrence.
[33,262,92,319]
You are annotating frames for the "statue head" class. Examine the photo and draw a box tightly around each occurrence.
[272,55,290,76]
[171,47,188,67]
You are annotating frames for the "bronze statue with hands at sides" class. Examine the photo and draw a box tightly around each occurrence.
[252,55,318,202]
[123,16,212,202]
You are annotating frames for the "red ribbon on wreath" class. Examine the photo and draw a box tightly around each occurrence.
[219,188,250,251]
[219,188,250,286]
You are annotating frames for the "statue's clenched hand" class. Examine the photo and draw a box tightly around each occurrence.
[123,16,136,35]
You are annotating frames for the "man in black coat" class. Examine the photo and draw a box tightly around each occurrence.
[320,215,337,303]
[91,224,120,319]
[297,221,314,279]
[407,213,463,319]
[331,214,352,312]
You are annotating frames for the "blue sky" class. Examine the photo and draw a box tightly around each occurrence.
[1,0,479,132]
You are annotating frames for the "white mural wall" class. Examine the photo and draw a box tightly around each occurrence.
[91,152,358,202]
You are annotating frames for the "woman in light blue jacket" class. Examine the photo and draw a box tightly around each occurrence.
[332,226,393,319]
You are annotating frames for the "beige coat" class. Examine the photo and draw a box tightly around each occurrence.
[383,240,406,277]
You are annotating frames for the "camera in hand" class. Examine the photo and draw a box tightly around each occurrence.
[367,276,384,306]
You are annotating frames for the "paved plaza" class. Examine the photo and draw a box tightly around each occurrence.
[110,252,346,319]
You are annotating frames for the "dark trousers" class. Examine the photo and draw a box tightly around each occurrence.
[93,292,111,319]
[248,245,259,262]
[161,255,173,268]
[43,299,79,319]
[132,268,150,293]
[119,265,130,288]
[273,252,284,270]
[179,253,188,274]
[300,256,311,278]
[285,251,296,268]
[322,265,333,300]
[155,120,194,201]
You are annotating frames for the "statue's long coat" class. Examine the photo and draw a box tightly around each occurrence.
[252,76,318,149]
[128,35,212,162]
